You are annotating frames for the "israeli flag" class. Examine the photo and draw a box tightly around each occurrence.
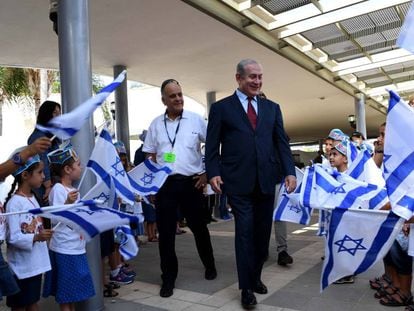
[348,149,386,187]
[115,225,139,260]
[30,200,138,241]
[87,129,136,204]
[128,159,172,195]
[273,168,313,225]
[384,90,414,220]
[321,208,403,290]
[37,71,126,140]
[301,164,388,210]
[347,139,359,165]
[317,209,331,237]
[83,180,118,210]
[397,1,414,54]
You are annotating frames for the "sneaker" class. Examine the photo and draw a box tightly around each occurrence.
[334,276,354,284]
[277,250,293,266]
[109,271,134,285]
[221,215,232,221]
[121,265,137,278]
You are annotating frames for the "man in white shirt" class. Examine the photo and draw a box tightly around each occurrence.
[143,79,216,298]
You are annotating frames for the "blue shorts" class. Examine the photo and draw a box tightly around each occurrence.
[7,274,41,308]
[142,202,156,223]
[0,251,19,300]
[384,240,413,275]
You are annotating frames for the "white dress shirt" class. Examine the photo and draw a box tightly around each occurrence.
[236,89,258,114]
[143,110,206,176]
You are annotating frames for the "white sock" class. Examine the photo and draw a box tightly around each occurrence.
[110,268,120,277]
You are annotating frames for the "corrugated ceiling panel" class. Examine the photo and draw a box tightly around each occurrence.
[354,33,385,47]
[341,15,375,34]
[354,68,382,78]
[368,7,399,26]
[321,40,357,55]
[257,0,311,15]
[381,28,400,41]
[302,24,344,43]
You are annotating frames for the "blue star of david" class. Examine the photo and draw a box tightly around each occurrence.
[288,204,301,213]
[140,172,155,186]
[93,192,110,204]
[112,157,125,177]
[334,234,366,256]
[332,183,346,194]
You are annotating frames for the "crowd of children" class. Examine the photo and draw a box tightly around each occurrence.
[319,125,413,309]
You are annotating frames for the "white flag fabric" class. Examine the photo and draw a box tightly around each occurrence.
[83,180,118,210]
[348,149,386,187]
[300,164,388,210]
[321,208,403,290]
[128,159,172,195]
[397,1,414,54]
[37,71,126,140]
[115,225,139,260]
[29,200,138,241]
[384,90,414,220]
[273,167,312,225]
[87,129,136,204]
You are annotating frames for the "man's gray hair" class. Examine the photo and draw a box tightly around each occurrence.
[236,59,259,76]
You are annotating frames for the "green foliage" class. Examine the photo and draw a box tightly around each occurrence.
[0,67,31,103]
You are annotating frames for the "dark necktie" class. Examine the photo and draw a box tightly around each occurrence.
[247,97,257,129]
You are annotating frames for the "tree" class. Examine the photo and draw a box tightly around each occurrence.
[0,66,56,135]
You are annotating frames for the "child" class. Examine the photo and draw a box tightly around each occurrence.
[329,140,355,284]
[5,150,53,310]
[42,144,95,311]
[329,140,348,173]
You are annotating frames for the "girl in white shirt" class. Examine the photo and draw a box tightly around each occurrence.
[42,145,94,311]
[5,153,53,310]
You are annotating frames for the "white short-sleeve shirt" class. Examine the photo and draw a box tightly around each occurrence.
[143,110,206,176]
[48,183,86,255]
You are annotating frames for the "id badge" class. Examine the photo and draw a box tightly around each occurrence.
[163,152,176,163]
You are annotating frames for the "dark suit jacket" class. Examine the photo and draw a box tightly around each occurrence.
[205,92,295,195]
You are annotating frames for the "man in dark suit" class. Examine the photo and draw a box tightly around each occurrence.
[205,59,296,309]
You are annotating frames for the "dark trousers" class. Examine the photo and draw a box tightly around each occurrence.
[155,176,215,286]
[227,186,274,290]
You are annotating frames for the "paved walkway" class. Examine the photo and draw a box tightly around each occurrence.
[1,217,406,310]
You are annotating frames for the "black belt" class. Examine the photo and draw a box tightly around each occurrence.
[168,174,195,181]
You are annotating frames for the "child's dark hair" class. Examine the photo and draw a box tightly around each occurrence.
[4,162,42,211]
[50,157,76,182]
[36,101,61,126]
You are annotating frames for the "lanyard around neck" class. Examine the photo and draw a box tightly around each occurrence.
[164,112,182,149]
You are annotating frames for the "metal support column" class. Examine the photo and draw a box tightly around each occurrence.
[113,65,130,157]
[58,1,103,310]
[355,93,367,138]
[206,91,220,218]
[206,91,216,116]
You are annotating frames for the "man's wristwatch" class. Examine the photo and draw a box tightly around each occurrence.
[12,152,24,165]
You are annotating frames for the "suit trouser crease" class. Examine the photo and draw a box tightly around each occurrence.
[156,178,215,285]
[228,188,274,290]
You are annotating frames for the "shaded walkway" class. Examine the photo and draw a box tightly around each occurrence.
[0,218,398,310]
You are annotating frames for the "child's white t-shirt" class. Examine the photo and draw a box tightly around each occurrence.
[6,194,51,279]
[48,183,86,255]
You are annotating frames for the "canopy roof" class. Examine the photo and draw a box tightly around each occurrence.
[1,0,407,141]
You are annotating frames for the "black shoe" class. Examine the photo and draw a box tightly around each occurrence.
[254,280,268,294]
[241,289,257,309]
[278,250,293,266]
[160,284,174,298]
[205,267,217,280]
